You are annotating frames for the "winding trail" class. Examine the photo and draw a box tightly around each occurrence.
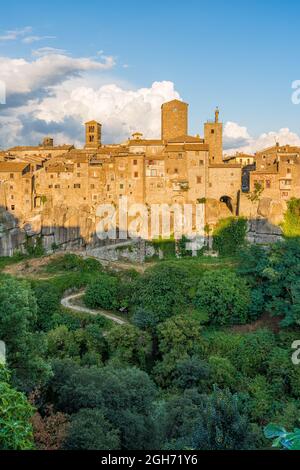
[61,292,127,325]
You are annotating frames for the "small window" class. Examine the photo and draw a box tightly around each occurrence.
[174,168,178,174]
[54,184,60,189]
[134,172,139,178]
[287,168,291,174]
[199,160,204,165]
[77,173,81,177]
[90,184,95,189]
[10,173,14,179]
[11,205,15,210]
[74,184,80,189]
[107,185,110,191]
[211,129,215,134]
[209,182,212,187]
[197,176,202,184]
[133,160,138,165]
[10,195,14,199]
[266,180,271,188]
[77,163,81,168]
[120,183,124,189]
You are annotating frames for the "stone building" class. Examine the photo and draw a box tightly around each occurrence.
[1,98,298,252]
[250,144,300,201]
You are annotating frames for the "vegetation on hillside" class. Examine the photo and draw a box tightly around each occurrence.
[0,241,300,450]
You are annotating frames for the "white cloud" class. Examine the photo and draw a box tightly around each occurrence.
[31,47,69,57]
[33,80,181,143]
[224,122,300,155]
[0,52,116,102]
[0,48,180,147]
[22,35,56,44]
[0,26,32,41]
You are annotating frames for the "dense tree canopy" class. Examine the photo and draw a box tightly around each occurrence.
[194,270,251,325]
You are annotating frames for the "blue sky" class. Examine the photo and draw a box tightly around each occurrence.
[0,0,300,151]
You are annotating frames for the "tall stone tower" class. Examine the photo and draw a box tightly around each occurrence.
[204,108,223,163]
[161,99,188,141]
[85,120,101,148]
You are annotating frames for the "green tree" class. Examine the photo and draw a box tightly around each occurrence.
[106,324,152,369]
[194,270,251,325]
[153,315,203,387]
[0,367,35,450]
[48,362,160,449]
[0,278,51,391]
[190,388,256,450]
[131,264,196,325]
[172,356,210,390]
[84,274,120,310]
[0,278,37,352]
[232,330,276,377]
[64,408,120,450]
[33,282,60,331]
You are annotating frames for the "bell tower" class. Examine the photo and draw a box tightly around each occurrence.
[85,120,101,148]
[204,107,223,164]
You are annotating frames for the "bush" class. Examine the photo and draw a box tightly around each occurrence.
[46,254,102,273]
[194,269,251,325]
[282,198,300,237]
[213,217,247,256]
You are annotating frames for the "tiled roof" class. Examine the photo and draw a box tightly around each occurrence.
[0,162,30,172]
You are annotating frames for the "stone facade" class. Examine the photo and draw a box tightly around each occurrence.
[0,99,298,255]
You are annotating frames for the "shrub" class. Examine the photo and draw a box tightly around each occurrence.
[282,198,300,237]
[213,217,247,256]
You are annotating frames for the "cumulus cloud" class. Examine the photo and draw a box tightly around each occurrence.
[224,122,300,155]
[0,46,298,152]
[223,121,251,150]
[0,52,116,108]
[0,47,180,147]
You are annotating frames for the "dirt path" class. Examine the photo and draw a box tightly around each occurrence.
[61,292,128,325]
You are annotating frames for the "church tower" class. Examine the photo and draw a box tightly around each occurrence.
[85,120,102,148]
[161,99,188,141]
[204,108,223,164]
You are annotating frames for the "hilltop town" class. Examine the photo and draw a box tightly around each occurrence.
[0,99,298,255]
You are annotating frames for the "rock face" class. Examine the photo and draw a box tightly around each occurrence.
[246,218,283,244]
[257,198,286,225]
[0,197,285,257]
[205,198,233,226]
[0,208,26,256]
